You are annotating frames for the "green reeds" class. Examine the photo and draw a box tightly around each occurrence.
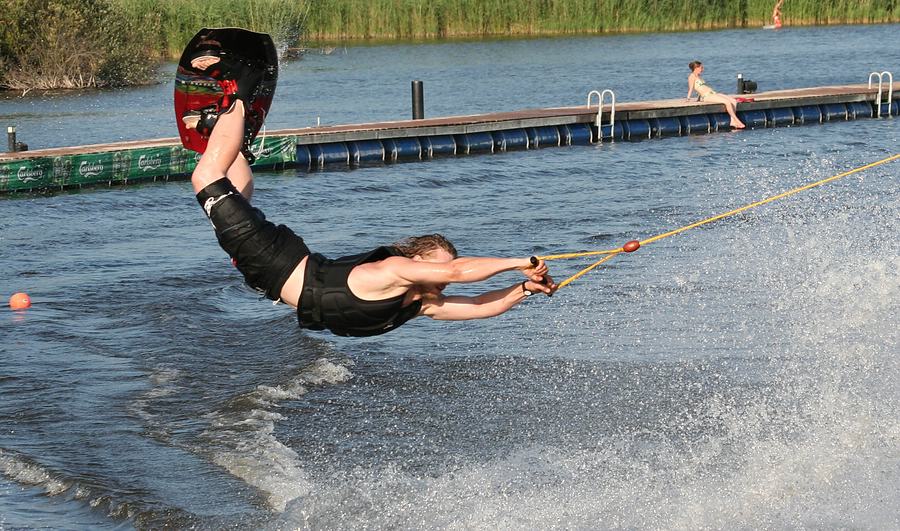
[108,0,900,50]
[2,0,897,90]
[111,0,310,57]
[302,0,900,41]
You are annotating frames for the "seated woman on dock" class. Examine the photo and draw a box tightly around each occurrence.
[187,54,557,337]
[687,61,746,129]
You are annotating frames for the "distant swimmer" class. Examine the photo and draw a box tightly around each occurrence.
[687,61,746,129]
[772,0,784,29]
[177,29,557,337]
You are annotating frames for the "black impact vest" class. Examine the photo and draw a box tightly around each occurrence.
[298,246,422,337]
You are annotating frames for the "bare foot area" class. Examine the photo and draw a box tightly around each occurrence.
[182,114,200,130]
[190,56,221,71]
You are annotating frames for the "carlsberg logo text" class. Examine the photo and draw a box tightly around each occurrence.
[80,160,104,177]
[18,167,44,183]
[138,154,162,172]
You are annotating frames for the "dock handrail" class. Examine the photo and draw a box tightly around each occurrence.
[868,71,893,117]
[587,89,616,142]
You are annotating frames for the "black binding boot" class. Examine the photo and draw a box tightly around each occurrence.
[189,50,267,162]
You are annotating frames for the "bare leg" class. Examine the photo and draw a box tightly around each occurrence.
[191,100,247,194]
[188,54,258,198]
[707,93,746,128]
[226,153,254,200]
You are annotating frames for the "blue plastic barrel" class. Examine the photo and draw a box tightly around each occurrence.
[846,101,873,119]
[766,107,795,126]
[492,129,530,151]
[455,132,494,154]
[879,101,899,117]
[383,138,422,161]
[794,105,822,124]
[559,123,594,145]
[597,121,624,141]
[679,114,711,134]
[737,110,767,129]
[820,103,848,122]
[349,140,385,164]
[649,117,682,137]
[708,113,732,131]
[421,135,456,157]
[622,120,651,140]
[296,145,312,170]
[526,126,560,148]
[309,142,350,167]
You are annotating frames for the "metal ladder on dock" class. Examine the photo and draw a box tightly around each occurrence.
[587,89,616,142]
[868,71,894,118]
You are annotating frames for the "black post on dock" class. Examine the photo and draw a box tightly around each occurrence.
[411,80,424,120]
[7,126,15,153]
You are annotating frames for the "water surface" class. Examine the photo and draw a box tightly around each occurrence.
[1,25,899,529]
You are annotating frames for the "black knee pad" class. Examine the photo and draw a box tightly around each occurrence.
[196,177,237,208]
[196,178,263,229]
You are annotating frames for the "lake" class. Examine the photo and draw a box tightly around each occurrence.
[1,24,899,529]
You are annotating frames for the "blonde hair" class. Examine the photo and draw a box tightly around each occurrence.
[393,234,458,258]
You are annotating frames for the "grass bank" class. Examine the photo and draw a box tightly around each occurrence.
[0,0,309,90]
[0,0,158,90]
[2,0,898,90]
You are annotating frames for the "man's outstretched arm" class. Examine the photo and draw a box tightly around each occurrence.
[419,277,557,321]
[384,256,549,286]
[351,255,551,301]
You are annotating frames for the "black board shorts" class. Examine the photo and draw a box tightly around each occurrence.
[196,178,309,300]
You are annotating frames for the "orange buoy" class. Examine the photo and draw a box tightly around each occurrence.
[622,240,641,253]
[9,292,31,310]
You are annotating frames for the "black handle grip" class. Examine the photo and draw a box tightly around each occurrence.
[529,256,551,296]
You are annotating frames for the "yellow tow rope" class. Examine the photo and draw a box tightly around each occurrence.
[540,153,900,289]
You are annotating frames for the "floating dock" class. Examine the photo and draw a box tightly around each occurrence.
[1,82,897,194]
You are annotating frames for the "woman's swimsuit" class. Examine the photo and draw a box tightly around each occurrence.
[694,77,716,101]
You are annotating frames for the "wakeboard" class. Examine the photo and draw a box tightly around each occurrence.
[174,28,278,161]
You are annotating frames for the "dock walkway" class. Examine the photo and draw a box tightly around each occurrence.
[1,83,897,194]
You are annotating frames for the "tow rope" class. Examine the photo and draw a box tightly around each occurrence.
[539,153,900,289]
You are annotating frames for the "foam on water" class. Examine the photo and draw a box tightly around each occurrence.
[0,449,70,496]
[266,160,899,528]
[200,358,354,511]
[0,448,155,525]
